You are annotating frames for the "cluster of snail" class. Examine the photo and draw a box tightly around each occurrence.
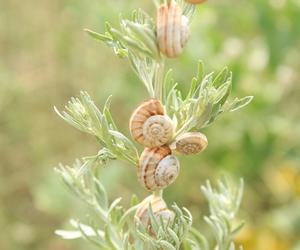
[132,0,208,231]
[129,99,208,192]
[129,99,208,191]
[130,99,208,229]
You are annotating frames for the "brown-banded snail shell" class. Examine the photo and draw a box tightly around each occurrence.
[129,99,174,148]
[174,132,208,155]
[185,0,207,4]
[138,146,180,191]
[157,0,190,58]
[135,195,174,231]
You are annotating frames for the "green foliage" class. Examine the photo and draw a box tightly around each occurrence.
[54,91,139,166]
[54,74,251,174]
[85,3,195,100]
[201,178,244,250]
[1,0,299,250]
[85,8,160,99]
[56,159,244,250]
[53,0,253,247]
[163,62,253,136]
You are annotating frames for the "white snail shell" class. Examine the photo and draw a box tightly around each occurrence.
[138,146,180,191]
[129,99,174,148]
[157,0,190,58]
[135,195,174,231]
[174,132,208,155]
[185,0,207,4]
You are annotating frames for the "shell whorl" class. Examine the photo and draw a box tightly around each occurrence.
[174,132,208,155]
[157,1,190,58]
[138,146,180,191]
[135,195,174,231]
[129,99,173,148]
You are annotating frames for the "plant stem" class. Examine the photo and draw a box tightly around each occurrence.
[174,117,194,137]
[153,189,163,197]
[154,59,165,101]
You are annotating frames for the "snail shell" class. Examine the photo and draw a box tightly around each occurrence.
[129,99,174,148]
[135,195,174,231]
[157,0,190,58]
[174,132,208,155]
[185,0,207,4]
[138,146,180,191]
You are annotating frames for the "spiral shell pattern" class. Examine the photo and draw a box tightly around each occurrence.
[175,132,208,155]
[138,146,180,191]
[157,1,190,58]
[135,195,174,231]
[129,99,173,148]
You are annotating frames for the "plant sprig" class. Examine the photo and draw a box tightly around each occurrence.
[163,61,253,137]
[54,91,139,166]
[56,159,244,250]
[201,177,245,250]
[85,3,195,101]
[55,1,248,249]
[54,78,252,170]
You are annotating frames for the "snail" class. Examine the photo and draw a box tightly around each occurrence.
[185,0,207,4]
[129,99,174,148]
[156,0,190,58]
[173,132,208,155]
[138,146,180,191]
[135,195,174,231]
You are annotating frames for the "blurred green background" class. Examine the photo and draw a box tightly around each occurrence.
[0,0,300,249]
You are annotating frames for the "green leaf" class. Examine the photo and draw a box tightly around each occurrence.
[108,197,122,216]
[214,82,231,104]
[189,227,209,250]
[230,96,254,112]
[158,240,176,250]
[130,194,140,206]
[85,29,112,42]
[212,67,230,87]
[94,178,109,209]
[167,227,180,247]
[124,21,158,58]
[148,204,160,234]
[196,61,204,81]
[231,221,245,236]
[104,225,120,250]
[118,204,139,229]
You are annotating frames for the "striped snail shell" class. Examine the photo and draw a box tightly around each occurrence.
[157,0,190,58]
[135,195,174,231]
[138,146,180,191]
[129,99,174,148]
[185,0,207,4]
[174,132,208,155]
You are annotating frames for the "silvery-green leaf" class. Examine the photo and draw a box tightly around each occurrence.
[148,204,160,233]
[124,21,158,58]
[231,221,245,236]
[55,230,84,240]
[94,178,109,209]
[167,228,180,247]
[104,225,120,250]
[108,197,122,216]
[196,61,204,82]
[229,96,253,112]
[85,29,113,43]
[214,82,231,104]
[158,240,176,250]
[189,227,209,250]
[212,67,230,87]
[119,204,139,229]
